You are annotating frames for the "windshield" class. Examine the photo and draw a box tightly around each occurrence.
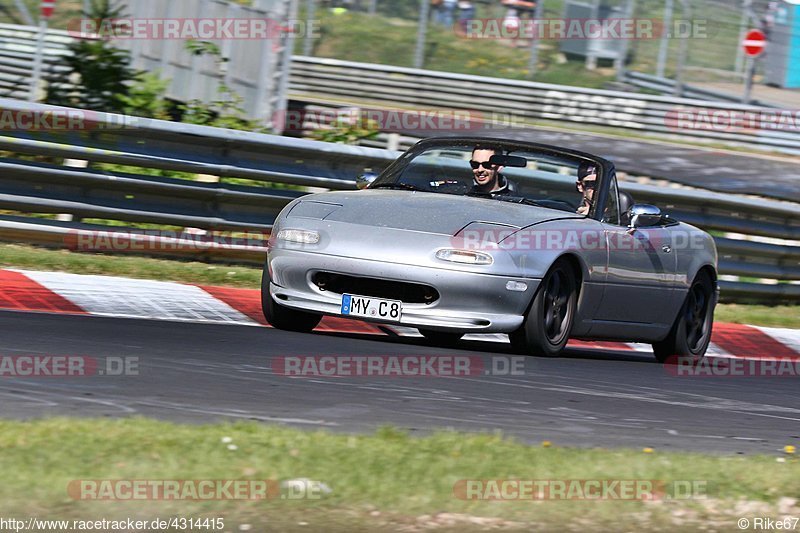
[370,141,605,215]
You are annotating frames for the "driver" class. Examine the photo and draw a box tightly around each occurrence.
[576,162,597,215]
[469,145,512,195]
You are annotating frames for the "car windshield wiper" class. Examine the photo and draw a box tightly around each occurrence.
[370,183,426,192]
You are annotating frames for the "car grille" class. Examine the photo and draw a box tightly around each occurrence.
[312,272,439,304]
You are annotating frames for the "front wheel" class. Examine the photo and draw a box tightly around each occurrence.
[652,271,715,364]
[261,270,322,333]
[510,259,577,357]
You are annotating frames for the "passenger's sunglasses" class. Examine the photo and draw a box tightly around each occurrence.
[470,160,497,170]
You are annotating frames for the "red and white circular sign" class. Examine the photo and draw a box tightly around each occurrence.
[41,0,55,19]
[742,29,766,57]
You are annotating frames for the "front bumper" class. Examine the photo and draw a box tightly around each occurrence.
[268,249,539,333]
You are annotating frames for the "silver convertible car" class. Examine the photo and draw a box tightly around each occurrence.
[263,138,718,362]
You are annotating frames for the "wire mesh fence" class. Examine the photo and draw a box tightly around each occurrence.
[297,0,799,104]
[2,0,797,103]
[625,0,797,102]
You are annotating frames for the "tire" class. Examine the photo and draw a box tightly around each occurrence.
[261,269,322,333]
[509,259,577,357]
[652,271,715,364]
[418,329,463,346]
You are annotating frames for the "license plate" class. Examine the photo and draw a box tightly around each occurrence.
[341,294,402,322]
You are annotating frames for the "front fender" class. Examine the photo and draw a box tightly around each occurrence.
[674,223,718,290]
[498,219,608,285]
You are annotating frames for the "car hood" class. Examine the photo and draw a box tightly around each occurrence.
[292,190,580,236]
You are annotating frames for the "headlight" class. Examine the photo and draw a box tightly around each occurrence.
[276,229,320,244]
[435,249,493,265]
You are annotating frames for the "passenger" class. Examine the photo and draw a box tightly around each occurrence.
[576,161,597,215]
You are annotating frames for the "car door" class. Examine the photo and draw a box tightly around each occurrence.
[593,177,679,326]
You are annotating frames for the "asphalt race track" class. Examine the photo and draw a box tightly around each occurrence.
[1,310,798,455]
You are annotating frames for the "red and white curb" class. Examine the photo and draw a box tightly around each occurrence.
[1,269,797,360]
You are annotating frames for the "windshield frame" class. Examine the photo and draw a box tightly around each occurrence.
[369,137,617,220]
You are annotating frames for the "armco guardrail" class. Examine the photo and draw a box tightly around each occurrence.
[622,71,780,109]
[288,56,800,157]
[0,98,395,231]
[2,23,798,155]
[0,24,73,99]
[0,98,797,302]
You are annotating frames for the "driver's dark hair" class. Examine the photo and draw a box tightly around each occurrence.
[472,144,504,156]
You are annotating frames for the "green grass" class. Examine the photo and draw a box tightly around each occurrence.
[0,243,262,288]
[715,304,800,329]
[1,0,748,94]
[297,8,798,158]
[0,243,797,328]
[307,9,615,87]
[628,0,748,79]
[0,418,798,532]
[302,0,747,87]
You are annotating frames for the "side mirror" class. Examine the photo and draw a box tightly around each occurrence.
[356,172,378,190]
[628,204,663,229]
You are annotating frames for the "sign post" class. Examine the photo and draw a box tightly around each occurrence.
[303,0,315,56]
[29,0,55,102]
[526,0,546,78]
[414,0,430,69]
[742,28,766,104]
[40,0,55,18]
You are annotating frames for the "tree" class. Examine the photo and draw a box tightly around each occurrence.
[308,112,380,145]
[178,40,262,131]
[45,0,139,112]
[118,73,171,120]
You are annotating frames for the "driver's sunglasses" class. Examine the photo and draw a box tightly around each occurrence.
[470,160,497,170]
[579,178,597,190]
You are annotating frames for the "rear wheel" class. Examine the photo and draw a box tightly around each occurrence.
[261,269,322,333]
[418,329,463,346]
[510,259,577,357]
[652,271,715,364]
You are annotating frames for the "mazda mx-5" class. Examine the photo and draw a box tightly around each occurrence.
[263,137,718,361]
